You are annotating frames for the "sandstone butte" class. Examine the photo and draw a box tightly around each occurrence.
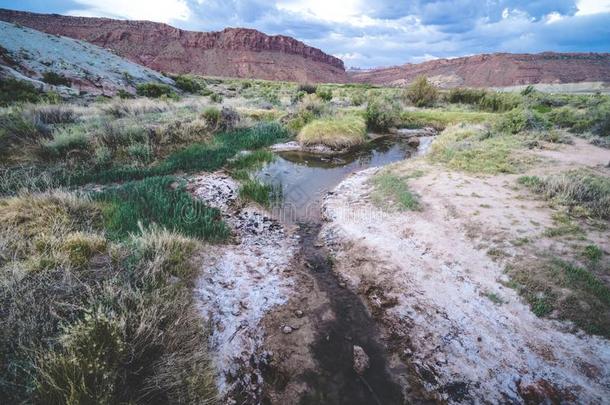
[348,52,610,88]
[0,8,346,83]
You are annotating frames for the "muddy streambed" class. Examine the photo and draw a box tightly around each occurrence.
[251,136,432,403]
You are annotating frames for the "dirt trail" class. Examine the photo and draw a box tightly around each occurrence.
[321,141,610,403]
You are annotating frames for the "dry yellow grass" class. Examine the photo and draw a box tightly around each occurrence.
[297,115,366,149]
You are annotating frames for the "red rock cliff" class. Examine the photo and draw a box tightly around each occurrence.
[0,8,346,83]
[349,52,610,88]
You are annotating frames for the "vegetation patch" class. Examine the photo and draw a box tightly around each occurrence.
[428,125,530,174]
[400,110,495,130]
[518,169,610,219]
[136,82,174,98]
[0,77,42,106]
[239,179,282,207]
[370,171,421,212]
[0,193,217,403]
[95,176,229,241]
[297,115,366,149]
[405,76,438,107]
[507,257,610,337]
[365,97,401,132]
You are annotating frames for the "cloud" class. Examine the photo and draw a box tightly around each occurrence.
[3,0,609,68]
[67,0,191,23]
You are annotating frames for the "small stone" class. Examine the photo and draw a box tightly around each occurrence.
[353,345,370,375]
[282,326,293,334]
[295,310,304,318]
[339,282,346,288]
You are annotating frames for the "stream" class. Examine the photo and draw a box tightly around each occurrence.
[254,135,433,404]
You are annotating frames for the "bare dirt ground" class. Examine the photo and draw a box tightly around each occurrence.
[321,140,610,403]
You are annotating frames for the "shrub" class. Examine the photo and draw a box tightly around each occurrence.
[316,87,333,101]
[136,82,173,98]
[201,106,221,128]
[365,97,401,132]
[209,92,223,103]
[117,89,134,99]
[298,83,317,94]
[0,112,50,152]
[297,115,366,149]
[478,92,522,112]
[42,127,90,158]
[127,142,153,164]
[201,106,240,132]
[41,71,71,86]
[405,76,438,107]
[102,98,170,118]
[173,75,202,93]
[447,88,488,105]
[495,108,550,134]
[0,77,40,106]
[350,91,366,106]
[518,169,610,219]
[24,103,77,124]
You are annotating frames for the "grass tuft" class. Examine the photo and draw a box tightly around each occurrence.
[371,171,421,212]
[297,115,366,149]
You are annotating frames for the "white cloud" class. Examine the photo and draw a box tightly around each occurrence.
[545,12,564,24]
[277,0,363,22]
[576,0,610,15]
[68,0,191,23]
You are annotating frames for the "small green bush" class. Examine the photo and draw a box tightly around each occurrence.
[298,83,317,94]
[136,82,173,98]
[479,92,522,112]
[316,87,333,101]
[495,108,550,134]
[518,169,610,219]
[447,88,488,105]
[41,71,70,86]
[201,106,221,128]
[405,76,438,107]
[209,92,223,103]
[0,78,41,106]
[42,128,90,158]
[365,97,401,132]
[173,75,202,93]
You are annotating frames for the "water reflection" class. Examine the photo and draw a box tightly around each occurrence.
[255,137,420,223]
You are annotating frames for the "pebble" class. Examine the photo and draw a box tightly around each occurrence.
[282,326,293,334]
[353,345,370,375]
[295,309,304,318]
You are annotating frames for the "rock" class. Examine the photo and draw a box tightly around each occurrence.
[353,345,370,375]
[295,309,304,318]
[0,9,347,83]
[407,137,421,147]
[282,325,293,334]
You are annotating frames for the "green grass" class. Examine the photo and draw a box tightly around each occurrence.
[94,176,229,241]
[428,125,530,174]
[400,110,495,130]
[0,77,42,106]
[371,171,421,212]
[508,257,610,337]
[518,169,610,219]
[228,150,274,180]
[238,179,282,207]
[583,244,603,262]
[297,115,366,149]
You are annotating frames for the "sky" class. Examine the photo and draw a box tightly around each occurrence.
[1,0,609,68]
